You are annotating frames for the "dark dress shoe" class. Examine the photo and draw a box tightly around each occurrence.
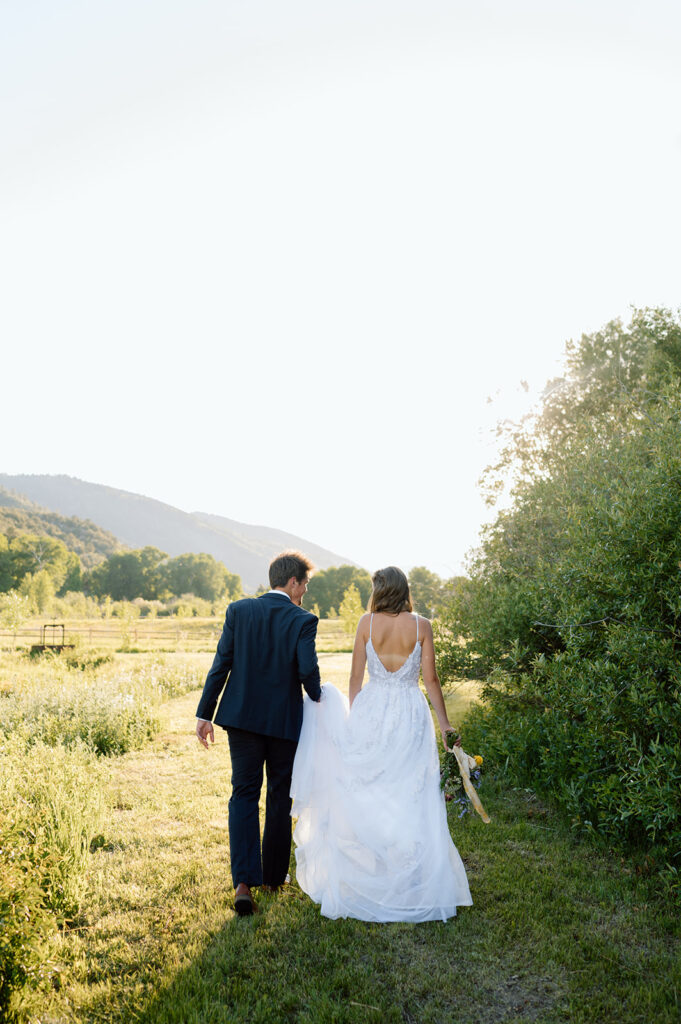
[233,883,256,916]
[261,873,291,894]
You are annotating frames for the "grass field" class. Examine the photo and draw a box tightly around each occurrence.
[4,647,680,1023]
[1,616,354,655]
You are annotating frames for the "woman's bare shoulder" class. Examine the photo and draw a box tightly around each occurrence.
[415,614,434,636]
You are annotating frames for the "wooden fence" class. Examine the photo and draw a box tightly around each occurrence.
[0,617,350,652]
[0,624,220,648]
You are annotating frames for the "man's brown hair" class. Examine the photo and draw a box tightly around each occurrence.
[368,566,413,615]
[269,550,315,589]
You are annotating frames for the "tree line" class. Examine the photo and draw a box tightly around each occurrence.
[0,532,456,627]
[300,564,457,620]
[0,536,242,614]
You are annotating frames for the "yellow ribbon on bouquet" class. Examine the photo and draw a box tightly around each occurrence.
[450,745,491,824]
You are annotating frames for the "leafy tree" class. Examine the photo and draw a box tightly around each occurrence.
[130,598,164,619]
[0,590,32,643]
[0,534,12,591]
[112,601,141,651]
[85,547,243,605]
[160,553,242,602]
[61,553,82,593]
[86,547,167,601]
[19,570,56,615]
[408,566,447,618]
[2,533,81,594]
[305,566,371,618]
[53,591,102,619]
[483,306,681,504]
[339,585,364,635]
[112,601,141,620]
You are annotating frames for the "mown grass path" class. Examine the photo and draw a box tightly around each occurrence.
[33,657,680,1024]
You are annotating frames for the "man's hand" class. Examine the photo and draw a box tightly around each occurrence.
[196,719,215,749]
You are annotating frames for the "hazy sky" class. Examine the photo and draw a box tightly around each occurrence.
[2,1,680,576]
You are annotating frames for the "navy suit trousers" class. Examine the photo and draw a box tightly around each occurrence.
[226,727,298,888]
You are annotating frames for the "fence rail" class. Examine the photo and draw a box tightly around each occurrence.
[0,619,348,650]
[0,627,218,636]
[0,625,221,647]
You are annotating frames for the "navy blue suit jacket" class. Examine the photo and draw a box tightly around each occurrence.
[196,593,322,742]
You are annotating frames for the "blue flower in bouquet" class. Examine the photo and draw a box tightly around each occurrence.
[440,747,484,818]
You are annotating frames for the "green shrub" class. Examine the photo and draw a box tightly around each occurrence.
[63,648,114,671]
[52,590,103,619]
[461,647,681,889]
[0,683,159,755]
[439,313,681,879]
[0,655,202,756]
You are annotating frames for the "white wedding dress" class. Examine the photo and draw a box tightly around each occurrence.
[290,614,472,922]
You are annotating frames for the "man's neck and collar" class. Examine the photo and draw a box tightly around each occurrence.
[265,588,291,601]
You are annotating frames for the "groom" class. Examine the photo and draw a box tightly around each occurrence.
[195,550,321,916]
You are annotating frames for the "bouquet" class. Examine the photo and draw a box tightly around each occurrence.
[440,741,490,823]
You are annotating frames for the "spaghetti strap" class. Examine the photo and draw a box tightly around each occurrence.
[414,612,419,642]
[369,613,374,641]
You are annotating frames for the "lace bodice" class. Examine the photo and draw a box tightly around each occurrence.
[365,638,422,687]
[365,612,422,688]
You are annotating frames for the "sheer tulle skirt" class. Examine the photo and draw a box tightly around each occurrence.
[291,682,472,922]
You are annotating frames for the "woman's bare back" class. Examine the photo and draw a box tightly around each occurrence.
[365,610,420,673]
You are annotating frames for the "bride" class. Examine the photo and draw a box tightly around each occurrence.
[290,566,472,922]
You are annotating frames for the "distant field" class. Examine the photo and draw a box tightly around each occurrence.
[0,615,354,654]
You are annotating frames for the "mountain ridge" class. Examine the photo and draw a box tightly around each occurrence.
[0,474,356,591]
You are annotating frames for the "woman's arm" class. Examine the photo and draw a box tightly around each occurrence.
[348,613,370,706]
[420,618,460,748]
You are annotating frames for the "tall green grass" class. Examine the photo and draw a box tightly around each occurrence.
[0,653,205,755]
[1,736,107,921]
[0,650,207,1020]
[0,738,107,1021]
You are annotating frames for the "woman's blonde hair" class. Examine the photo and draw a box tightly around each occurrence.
[368,566,412,615]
